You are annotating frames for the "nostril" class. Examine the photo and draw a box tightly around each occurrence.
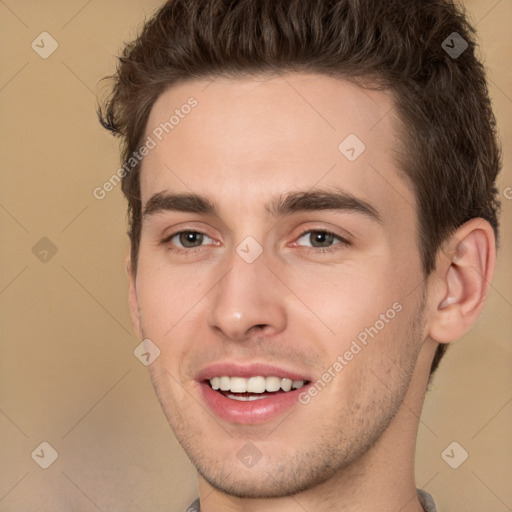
[250,324,270,335]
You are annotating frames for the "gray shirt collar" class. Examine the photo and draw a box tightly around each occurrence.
[186,489,437,511]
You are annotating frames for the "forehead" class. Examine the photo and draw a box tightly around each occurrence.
[139,73,414,223]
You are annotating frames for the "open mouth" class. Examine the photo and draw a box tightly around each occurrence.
[206,376,310,402]
[198,368,313,423]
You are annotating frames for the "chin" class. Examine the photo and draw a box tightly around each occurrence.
[191,446,347,500]
[197,467,323,499]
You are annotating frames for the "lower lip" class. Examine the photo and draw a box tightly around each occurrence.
[199,382,308,424]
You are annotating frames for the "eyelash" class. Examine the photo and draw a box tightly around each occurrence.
[161,228,351,255]
[161,231,213,255]
[294,228,351,253]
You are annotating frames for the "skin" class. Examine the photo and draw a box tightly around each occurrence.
[127,73,495,511]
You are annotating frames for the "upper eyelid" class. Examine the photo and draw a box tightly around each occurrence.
[294,229,350,246]
[156,214,355,237]
[165,230,214,244]
[297,227,346,237]
[295,225,351,240]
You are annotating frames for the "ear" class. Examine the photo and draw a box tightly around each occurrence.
[126,253,142,339]
[427,218,496,343]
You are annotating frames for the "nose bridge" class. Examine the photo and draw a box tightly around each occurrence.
[207,245,287,341]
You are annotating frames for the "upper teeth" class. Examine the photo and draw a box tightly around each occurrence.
[209,376,305,393]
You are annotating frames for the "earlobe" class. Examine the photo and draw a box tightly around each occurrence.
[428,219,496,343]
[126,255,143,339]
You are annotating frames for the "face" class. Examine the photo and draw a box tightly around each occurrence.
[130,73,429,498]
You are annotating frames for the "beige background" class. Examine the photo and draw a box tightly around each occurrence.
[0,1,510,511]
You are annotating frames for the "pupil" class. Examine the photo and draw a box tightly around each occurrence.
[181,232,202,247]
[312,232,333,247]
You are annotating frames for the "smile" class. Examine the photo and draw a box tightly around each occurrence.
[197,364,313,424]
[209,376,307,400]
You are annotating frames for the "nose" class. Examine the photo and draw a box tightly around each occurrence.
[206,248,287,342]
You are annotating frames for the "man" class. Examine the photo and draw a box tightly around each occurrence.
[99,0,501,510]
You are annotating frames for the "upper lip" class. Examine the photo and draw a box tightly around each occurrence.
[196,362,312,382]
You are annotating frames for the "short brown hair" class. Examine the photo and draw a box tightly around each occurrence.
[99,0,501,376]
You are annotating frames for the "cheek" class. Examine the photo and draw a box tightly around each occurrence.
[319,310,419,422]
[137,235,208,294]
[135,257,214,378]
[284,262,402,339]
[291,264,417,386]
[135,261,197,338]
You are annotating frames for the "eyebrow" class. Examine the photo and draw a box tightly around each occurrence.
[142,188,382,223]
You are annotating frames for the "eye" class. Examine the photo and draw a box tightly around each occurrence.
[166,231,215,249]
[295,229,349,249]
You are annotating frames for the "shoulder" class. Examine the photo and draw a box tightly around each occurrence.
[184,498,200,512]
[418,488,437,512]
